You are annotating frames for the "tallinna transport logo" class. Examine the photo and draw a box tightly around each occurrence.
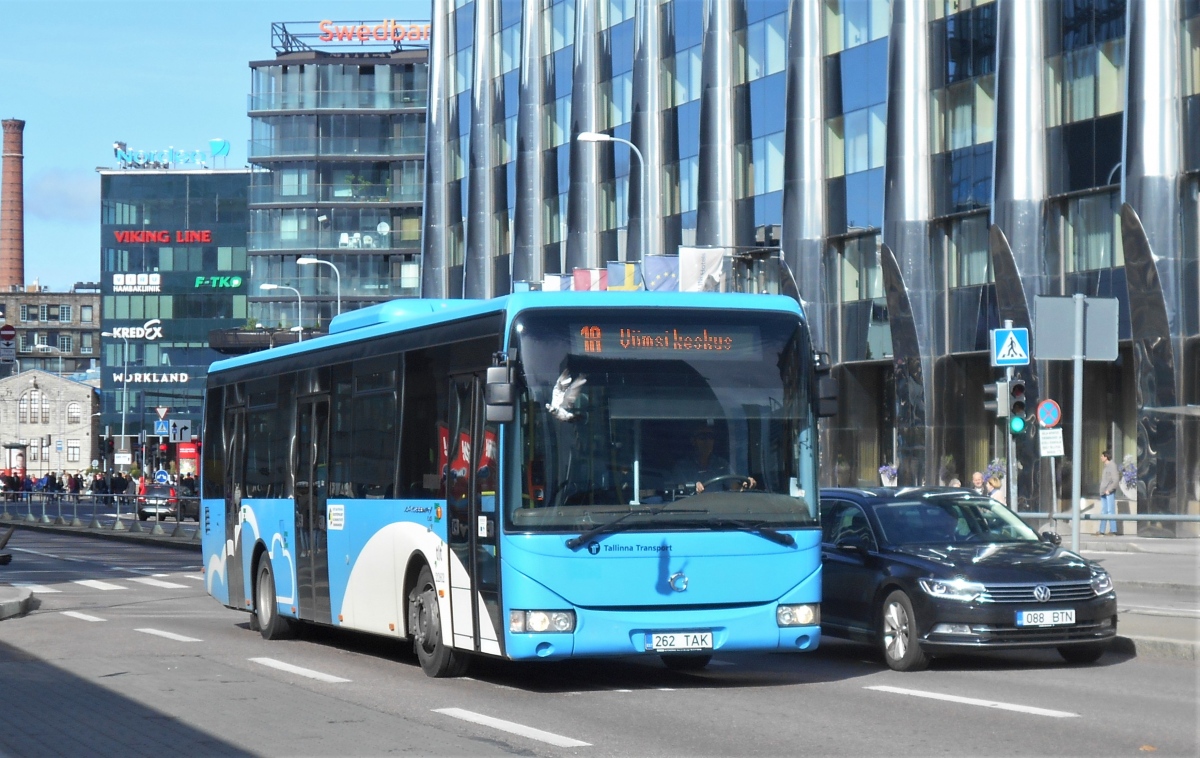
[587,542,601,555]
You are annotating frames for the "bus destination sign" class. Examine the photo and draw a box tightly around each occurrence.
[570,325,762,360]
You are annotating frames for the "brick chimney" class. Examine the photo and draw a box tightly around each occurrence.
[1,119,26,291]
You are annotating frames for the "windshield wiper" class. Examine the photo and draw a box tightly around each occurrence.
[565,505,707,550]
[703,519,796,547]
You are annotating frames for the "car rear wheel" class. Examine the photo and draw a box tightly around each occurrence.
[661,654,712,672]
[879,590,929,672]
[1058,642,1109,664]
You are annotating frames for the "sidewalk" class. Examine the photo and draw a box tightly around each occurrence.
[2,520,1198,661]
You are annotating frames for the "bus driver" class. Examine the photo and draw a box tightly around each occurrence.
[672,425,756,494]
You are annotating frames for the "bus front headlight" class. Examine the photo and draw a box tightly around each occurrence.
[777,604,819,627]
[509,610,576,633]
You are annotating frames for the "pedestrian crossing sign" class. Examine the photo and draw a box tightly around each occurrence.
[153,419,170,436]
[991,327,1030,367]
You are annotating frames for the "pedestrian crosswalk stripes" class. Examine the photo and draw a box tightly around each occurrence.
[74,579,127,591]
[129,577,189,589]
[5,573,201,595]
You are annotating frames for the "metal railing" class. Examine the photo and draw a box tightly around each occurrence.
[0,492,202,539]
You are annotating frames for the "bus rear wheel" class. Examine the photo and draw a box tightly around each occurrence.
[255,556,294,641]
[408,565,469,678]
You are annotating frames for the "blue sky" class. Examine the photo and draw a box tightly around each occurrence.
[0,0,428,292]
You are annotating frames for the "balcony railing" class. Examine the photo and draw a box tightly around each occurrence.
[247,230,421,252]
[248,182,423,205]
[248,136,426,160]
[248,89,429,112]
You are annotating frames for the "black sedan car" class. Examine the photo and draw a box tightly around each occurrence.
[819,487,1117,671]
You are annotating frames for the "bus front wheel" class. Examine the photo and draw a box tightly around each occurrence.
[408,565,469,678]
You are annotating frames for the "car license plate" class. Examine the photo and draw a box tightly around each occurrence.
[646,631,713,651]
[1016,609,1075,627]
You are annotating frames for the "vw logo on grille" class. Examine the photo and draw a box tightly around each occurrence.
[668,572,689,592]
[1033,584,1052,603]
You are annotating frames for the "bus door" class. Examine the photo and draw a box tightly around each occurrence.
[295,397,332,624]
[224,407,246,610]
[446,373,501,655]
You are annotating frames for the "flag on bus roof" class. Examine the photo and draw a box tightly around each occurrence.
[542,274,573,291]
[606,262,643,290]
[572,268,608,291]
[643,255,678,291]
[679,246,725,292]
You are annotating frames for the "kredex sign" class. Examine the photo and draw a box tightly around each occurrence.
[108,319,164,341]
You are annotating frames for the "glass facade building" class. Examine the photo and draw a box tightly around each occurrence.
[99,169,250,455]
[247,33,430,328]
[423,0,1199,524]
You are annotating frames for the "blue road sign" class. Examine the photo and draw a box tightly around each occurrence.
[153,419,170,436]
[991,327,1030,367]
[154,469,170,484]
[1038,399,1062,428]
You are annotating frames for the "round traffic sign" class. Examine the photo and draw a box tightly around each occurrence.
[1037,399,1061,428]
[0,324,15,340]
[154,469,170,484]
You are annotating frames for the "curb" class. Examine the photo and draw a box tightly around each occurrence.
[0,587,32,621]
[9,521,201,553]
[1113,634,1199,661]
[1114,579,1199,594]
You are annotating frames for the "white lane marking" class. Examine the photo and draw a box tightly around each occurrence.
[61,611,105,622]
[1120,605,1200,618]
[865,685,1078,718]
[11,547,87,563]
[249,657,351,683]
[135,628,202,643]
[182,575,204,581]
[129,577,189,589]
[74,580,127,591]
[11,583,60,593]
[433,708,591,748]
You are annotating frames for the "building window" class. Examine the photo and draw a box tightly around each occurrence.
[840,233,883,302]
[39,304,49,322]
[81,305,93,324]
[19,305,32,322]
[18,333,31,353]
[67,403,82,426]
[1046,40,1125,127]
[943,213,991,287]
[58,335,72,354]
[1186,16,1200,97]
[932,74,995,153]
[81,333,94,355]
[27,440,37,462]
[1057,189,1124,272]
[67,441,80,463]
[41,394,50,425]
[18,396,28,424]
[824,0,890,55]
[58,304,72,323]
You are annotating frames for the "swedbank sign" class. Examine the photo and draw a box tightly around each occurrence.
[318,20,431,43]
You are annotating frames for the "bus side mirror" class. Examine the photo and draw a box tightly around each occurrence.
[814,351,838,418]
[485,365,514,423]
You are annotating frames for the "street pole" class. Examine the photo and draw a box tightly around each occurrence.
[1069,293,1084,553]
[1004,321,1016,511]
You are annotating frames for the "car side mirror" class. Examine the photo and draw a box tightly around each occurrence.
[836,533,870,555]
[1040,531,1062,546]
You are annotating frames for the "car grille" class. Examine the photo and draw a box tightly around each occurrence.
[978,581,1095,604]
[968,620,1116,643]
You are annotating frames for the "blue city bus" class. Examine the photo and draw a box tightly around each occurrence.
[201,291,828,676]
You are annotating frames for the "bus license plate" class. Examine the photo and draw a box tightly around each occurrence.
[1016,609,1075,627]
[647,631,713,651]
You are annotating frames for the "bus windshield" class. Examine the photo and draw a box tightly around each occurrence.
[507,308,820,533]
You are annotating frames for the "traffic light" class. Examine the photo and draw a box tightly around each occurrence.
[106,437,114,454]
[983,381,1010,418]
[1008,379,1028,434]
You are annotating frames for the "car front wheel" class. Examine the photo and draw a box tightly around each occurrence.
[879,590,929,672]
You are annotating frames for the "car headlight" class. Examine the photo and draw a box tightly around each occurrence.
[1090,570,1114,596]
[509,610,576,633]
[776,603,820,627]
[918,577,985,602]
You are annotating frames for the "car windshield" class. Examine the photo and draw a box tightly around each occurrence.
[872,496,1040,545]
[506,308,820,532]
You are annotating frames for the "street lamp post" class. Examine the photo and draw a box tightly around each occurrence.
[260,283,304,341]
[37,343,65,376]
[577,131,649,261]
[297,257,342,316]
[100,332,129,467]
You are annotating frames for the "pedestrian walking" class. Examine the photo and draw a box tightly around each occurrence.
[1098,450,1119,535]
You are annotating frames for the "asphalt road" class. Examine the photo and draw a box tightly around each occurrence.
[1,532,1197,757]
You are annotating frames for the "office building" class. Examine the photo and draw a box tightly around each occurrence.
[420,0,1199,522]
[99,168,250,464]
[247,21,431,328]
